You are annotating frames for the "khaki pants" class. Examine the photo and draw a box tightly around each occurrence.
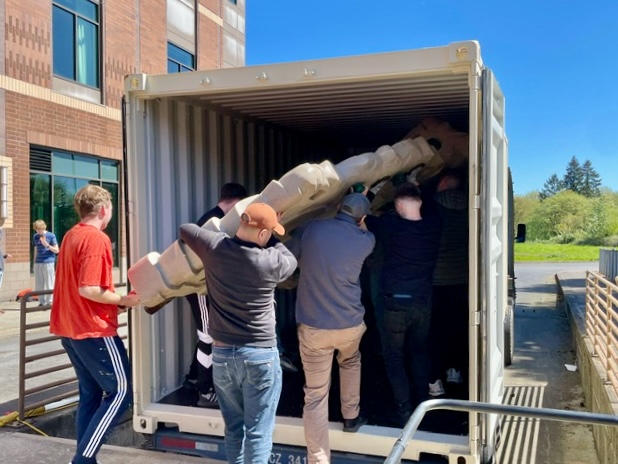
[298,322,366,464]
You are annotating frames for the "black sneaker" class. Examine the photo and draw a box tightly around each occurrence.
[197,389,219,408]
[182,377,198,390]
[343,413,367,433]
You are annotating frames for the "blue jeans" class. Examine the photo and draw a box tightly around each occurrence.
[61,336,132,464]
[213,345,282,464]
[378,288,432,410]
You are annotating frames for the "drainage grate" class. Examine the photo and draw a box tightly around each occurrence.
[496,385,545,464]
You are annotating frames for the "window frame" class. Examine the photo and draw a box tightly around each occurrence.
[29,147,121,267]
[52,0,102,97]
[167,42,196,73]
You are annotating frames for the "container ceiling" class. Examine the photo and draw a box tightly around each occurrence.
[187,72,470,145]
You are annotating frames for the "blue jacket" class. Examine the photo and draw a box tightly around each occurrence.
[286,214,375,330]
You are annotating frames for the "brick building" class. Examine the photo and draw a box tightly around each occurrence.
[0,0,245,300]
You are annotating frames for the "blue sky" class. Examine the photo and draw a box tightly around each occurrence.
[245,0,617,195]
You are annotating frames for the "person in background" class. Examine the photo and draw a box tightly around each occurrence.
[32,219,59,306]
[365,182,443,427]
[50,185,141,464]
[286,193,375,464]
[182,182,247,409]
[179,202,297,464]
[430,170,469,391]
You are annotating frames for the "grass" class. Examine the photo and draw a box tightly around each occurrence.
[515,242,601,262]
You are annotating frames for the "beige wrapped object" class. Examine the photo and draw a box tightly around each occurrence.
[404,117,469,184]
[128,136,437,310]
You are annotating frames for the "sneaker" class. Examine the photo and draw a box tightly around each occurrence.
[394,402,413,428]
[428,379,446,397]
[279,354,299,373]
[197,389,219,408]
[182,376,198,390]
[446,368,463,384]
[343,413,367,433]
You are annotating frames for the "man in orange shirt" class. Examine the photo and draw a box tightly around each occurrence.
[50,185,140,464]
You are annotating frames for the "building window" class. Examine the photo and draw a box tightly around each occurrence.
[167,42,195,73]
[29,148,120,266]
[52,0,100,88]
[229,0,238,4]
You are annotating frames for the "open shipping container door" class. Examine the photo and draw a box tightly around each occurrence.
[480,68,508,462]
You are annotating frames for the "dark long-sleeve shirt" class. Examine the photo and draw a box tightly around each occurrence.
[433,189,468,286]
[179,224,297,347]
[365,211,442,294]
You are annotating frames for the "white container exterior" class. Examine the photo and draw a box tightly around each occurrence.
[124,41,509,463]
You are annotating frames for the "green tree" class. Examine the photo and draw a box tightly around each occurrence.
[527,190,588,242]
[580,159,602,198]
[582,196,610,244]
[514,191,539,227]
[539,174,563,200]
[562,156,584,194]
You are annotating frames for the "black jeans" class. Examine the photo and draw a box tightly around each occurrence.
[378,289,432,409]
[430,283,469,386]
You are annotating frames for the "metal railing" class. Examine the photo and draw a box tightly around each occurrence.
[384,398,618,464]
[18,285,128,420]
[599,248,618,283]
[585,271,618,395]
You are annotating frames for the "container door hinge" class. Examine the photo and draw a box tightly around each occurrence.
[473,311,481,326]
[471,424,481,443]
[472,194,481,209]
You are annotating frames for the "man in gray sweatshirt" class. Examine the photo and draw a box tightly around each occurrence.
[179,202,297,464]
[286,193,375,464]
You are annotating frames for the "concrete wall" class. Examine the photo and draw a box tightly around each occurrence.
[558,279,618,464]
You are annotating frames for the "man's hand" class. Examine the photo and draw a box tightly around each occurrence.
[39,236,49,248]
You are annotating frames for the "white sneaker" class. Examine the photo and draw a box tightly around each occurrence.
[428,379,445,397]
[446,368,463,384]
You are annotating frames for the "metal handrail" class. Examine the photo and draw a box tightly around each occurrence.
[384,398,618,464]
[18,284,128,420]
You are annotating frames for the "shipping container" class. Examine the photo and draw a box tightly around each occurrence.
[124,40,512,463]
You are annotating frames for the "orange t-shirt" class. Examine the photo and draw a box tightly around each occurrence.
[50,223,118,339]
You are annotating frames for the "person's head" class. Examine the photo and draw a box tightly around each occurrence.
[236,202,284,247]
[73,185,113,229]
[32,219,47,234]
[437,169,464,193]
[338,193,371,225]
[393,183,422,219]
[218,183,247,213]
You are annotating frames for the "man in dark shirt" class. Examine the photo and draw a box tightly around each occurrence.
[179,202,297,464]
[365,182,443,427]
[183,183,247,408]
[430,171,469,390]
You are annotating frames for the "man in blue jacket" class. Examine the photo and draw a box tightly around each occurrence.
[286,193,375,464]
